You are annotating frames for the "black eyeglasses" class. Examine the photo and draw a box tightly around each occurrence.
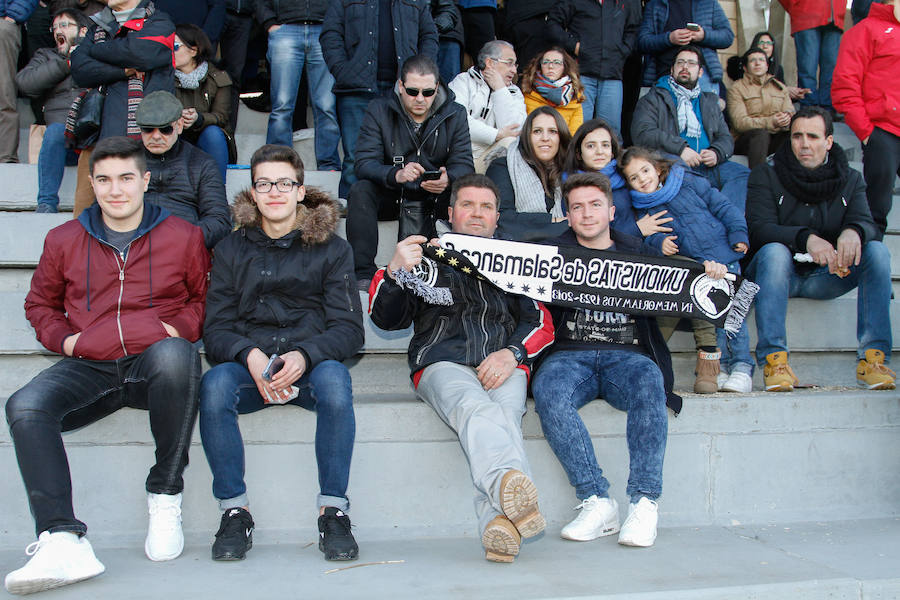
[140,125,174,135]
[252,179,300,193]
[403,86,436,98]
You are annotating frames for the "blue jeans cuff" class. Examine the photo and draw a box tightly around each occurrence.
[318,494,349,514]
[218,493,249,512]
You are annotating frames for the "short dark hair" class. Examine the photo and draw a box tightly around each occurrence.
[175,23,212,65]
[50,7,88,28]
[90,136,146,175]
[450,173,500,208]
[790,105,834,137]
[562,172,612,209]
[673,45,705,70]
[400,54,440,84]
[565,118,621,174]
[741,46,769,68]
[250,144,305,184]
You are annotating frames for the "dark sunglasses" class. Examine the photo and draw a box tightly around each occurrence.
[140,125,175,135]
[403,86,436,98]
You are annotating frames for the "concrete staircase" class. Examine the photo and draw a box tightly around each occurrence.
[0,105,898,598]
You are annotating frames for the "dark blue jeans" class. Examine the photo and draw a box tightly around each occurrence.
[532,349,668,503]
[5,337,201,536]
[335,81,394,198]
[793,24,842,109]
[196,125,229,182]
[198,359,355,512]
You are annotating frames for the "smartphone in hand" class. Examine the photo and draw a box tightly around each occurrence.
[421,170,442,181]
[262,354,284,381]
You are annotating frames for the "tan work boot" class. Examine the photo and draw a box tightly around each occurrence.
[482,516,521,563]
[694,349,721,394]
[763,351,799,392]
[857,349,896,390]
[499,469,546,538]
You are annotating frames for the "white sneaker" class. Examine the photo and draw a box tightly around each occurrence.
[618,497,658,547]
[716,371,729,390]
[145,493,184,561]
[5,531,105,595]
[560,495,620,541]
[721,371,753,393]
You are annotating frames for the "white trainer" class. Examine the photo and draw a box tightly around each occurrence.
[5,531,105,595]
[145,493,184,561]
[618,497,658,547]
[721,371,753,393]
[560,495,620,541]
[716,371,729,391]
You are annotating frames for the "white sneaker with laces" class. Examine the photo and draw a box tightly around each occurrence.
[560,495,620,541]
[5,531,105,595]
[145,493,184,561]
[716,372,729,391]
[722,371,753,393]
[618,497,658,547]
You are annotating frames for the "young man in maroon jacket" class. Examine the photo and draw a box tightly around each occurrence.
[4,136,210,595]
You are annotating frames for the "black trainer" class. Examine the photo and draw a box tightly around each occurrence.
[212,507,254,561]
[317,507,358,561]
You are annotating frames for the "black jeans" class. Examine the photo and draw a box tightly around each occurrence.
[218,11,254,132]
[5,337,201,537]
[460,7,496,62]
[863,126,900,241]
[346,180,436,279]
[734,129,789,170]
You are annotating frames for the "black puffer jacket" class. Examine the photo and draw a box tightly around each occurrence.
[354,83,474,205]
[144,139,232,250]
[15,47,84,125]
[226,0,256,15]
[548,0,641,80]
[70,0,175,140]
[431,0,463,45]
[321,0,438,94]
[257,0,328,30]
[204,188,364,369]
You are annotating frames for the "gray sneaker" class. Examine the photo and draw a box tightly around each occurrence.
[35,203,57,213]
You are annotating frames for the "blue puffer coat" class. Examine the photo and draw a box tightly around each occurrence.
[0,0,37,22]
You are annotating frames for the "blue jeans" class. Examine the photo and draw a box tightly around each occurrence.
[37,122,77,209]
[198,360,355,512]
[532,349,668,502]
[196,125,229,182]
[716,262,754,376]
[793,24,842,109]
[746,241,892,364]
[581,76,623,136]
[266,23,341,170]
[336,81,394,198]
[437,39,461,87]
[691,160,750,213]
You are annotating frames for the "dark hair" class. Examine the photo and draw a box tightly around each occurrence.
[250,144,305,184]
[519,46,584,101]
[175,23,212,65]
[400,54,440,84]
[742,46,768,67]
[564,118,621,174]
[450,173,500,208]
[673,45,705,70]
[562,171,612,210]
[620,146,676,186]
[50,7,88,28]
[517,106,572,197]
[790,106,834,137]
[750,30,780,75]
[90,136,146,175]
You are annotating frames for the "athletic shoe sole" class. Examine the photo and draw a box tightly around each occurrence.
[212,536,252,561]
[318,537,359,561]
[499,470,546,539]
[858,379,896,390]
[6,564,104,595]
[765,383,794,392]
[561,519,620,542]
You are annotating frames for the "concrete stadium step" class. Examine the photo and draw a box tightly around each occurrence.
[1,519,897,600]
[0,389,897,552]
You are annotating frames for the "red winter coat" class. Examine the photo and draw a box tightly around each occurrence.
[778,0,846,34]
[832,2,900,141]
[25,203,210,360]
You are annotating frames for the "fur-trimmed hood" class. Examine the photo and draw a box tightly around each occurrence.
[231,186,341,246]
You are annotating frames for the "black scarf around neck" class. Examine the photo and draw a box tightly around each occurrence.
[773,141,849,205]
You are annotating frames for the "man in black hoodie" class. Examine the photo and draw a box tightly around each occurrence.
[347,54,473,288]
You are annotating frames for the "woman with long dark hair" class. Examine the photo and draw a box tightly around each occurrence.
[520,47,585,135]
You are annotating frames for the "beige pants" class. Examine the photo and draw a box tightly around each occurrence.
[73,147,94,218]
[0,19,21,163]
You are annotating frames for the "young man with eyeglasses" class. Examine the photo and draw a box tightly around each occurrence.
[198,144,364,562]
[5,136,210,594]
[348,54,473,290]
[135,91,232,250]
[449,40,526,173]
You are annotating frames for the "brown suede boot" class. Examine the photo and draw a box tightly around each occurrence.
[694,349,721,394]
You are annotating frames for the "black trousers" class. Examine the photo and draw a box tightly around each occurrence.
[461,7,497,62]
[734,129,789,170]
[218,12,254,132]
[505,13,551,73]
[863,126,900,240]
[5,337,201,537]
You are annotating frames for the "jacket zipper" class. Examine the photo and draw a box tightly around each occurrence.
[476,280,490,358]
[416,315,448,364]
[113,250,129,355]
[343,273,356,312]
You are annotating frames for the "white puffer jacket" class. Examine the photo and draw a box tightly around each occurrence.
[448,66,527,160]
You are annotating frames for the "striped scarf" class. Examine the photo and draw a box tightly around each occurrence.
[532,72,573,107]
[666,76,702,140]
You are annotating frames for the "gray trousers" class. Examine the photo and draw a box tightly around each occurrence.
[0,19,20,163]
[416,361,532,534]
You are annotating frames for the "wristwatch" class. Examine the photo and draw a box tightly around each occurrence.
[505,344,524,365]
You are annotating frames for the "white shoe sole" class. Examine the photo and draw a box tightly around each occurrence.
[144,537,184,562]
[561,520,620,542]
[857,380,896,390]
[618,534,656,547]
[5,563,104,595]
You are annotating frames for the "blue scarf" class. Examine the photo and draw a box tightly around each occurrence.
[629,163,685,210]
[600,160,626,190]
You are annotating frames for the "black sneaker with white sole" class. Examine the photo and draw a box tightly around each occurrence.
[212,508,254,561]
[317,507,358,561]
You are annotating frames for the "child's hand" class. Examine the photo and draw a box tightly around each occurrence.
[734,242,748,254]
[703,260,727,279]
[661,235,679,255]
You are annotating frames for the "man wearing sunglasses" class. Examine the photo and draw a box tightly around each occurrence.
[348,54,473,290]
[136,91,232,250]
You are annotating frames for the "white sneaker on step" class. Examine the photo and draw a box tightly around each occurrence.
[145,493,184,561]
[721,371,753,393]
[716,372,729,391]
[560,495,620,541]
[5,531,105,595]
[618,497,658,547]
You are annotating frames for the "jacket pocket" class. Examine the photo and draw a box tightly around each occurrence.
[416,315,448,365]
[72,315,125,361]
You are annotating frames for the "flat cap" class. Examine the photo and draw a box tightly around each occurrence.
[135,91,183,128]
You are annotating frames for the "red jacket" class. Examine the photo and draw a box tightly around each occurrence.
[25,203,210,360]
[778,0,846,34]
[832,3,900,141]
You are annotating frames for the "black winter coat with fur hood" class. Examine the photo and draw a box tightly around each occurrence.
[203,187,364,370]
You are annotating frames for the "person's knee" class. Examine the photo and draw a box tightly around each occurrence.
[310,360,353,413]
[199,363,244,414]
[754,242,792,274]
[861,240,891,274]
[143,337,199,381]
[5,385,53,428]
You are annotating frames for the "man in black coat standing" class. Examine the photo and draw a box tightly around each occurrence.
[347,54,473,288]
